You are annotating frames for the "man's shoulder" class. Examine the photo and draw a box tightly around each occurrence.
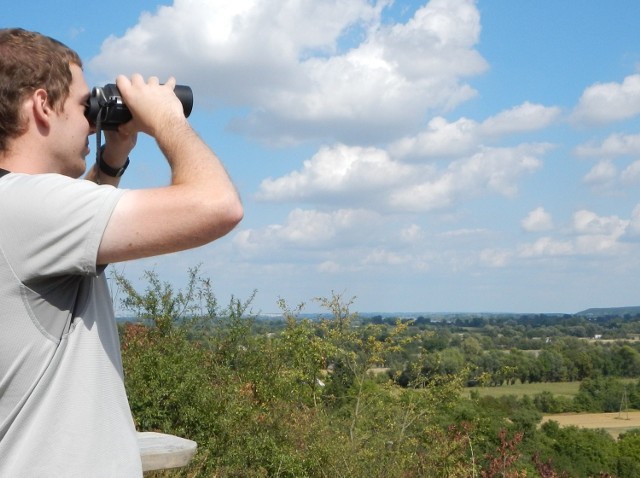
[0,172,108,193]
[0,173,123,221]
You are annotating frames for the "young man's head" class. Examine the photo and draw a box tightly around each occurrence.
[0,28,83,152]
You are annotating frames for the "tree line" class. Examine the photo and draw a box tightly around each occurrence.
[391,329,640,389]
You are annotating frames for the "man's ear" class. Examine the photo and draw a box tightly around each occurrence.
[32,89,52,128]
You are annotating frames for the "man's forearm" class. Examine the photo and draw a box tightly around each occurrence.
[157,118,239,200]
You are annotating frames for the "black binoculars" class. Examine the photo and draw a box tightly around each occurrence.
[85,83,193,130]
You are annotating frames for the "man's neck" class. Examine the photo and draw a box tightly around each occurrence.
[0,141,54,175]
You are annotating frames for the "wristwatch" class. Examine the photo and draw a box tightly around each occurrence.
[98,145,130,177]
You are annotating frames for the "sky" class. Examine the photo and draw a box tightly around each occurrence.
[6,0,640,314]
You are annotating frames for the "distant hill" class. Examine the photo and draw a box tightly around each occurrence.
[576,306,640,317]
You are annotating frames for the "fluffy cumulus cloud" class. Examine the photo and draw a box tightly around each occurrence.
[572,210,628,238]
[582,160,618,190]
[572,74,640,125]
[388,144,545,212]
[390,102,560,160]
[573,132,640,192]
[256,144,416,205]
[479,102,562,137]
[574,132,640,158]
[518,209,632,259]
[89,0,487,143]
[621,160,640,185]
[521,207,554,232]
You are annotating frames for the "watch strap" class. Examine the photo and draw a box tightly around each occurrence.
[98,145,130,177]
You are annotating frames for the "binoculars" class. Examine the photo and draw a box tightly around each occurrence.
[85,83,193,130]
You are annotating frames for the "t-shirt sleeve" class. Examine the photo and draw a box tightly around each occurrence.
[0,173,126,281]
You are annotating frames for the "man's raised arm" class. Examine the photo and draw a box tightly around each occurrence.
[97,74,243,265]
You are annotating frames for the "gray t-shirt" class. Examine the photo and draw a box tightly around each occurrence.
[0,172,142,477]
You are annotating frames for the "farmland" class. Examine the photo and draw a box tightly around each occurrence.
[541,411,640,438]
[464,381,581,398]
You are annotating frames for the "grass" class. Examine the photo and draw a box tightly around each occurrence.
[463,381,581,398]
[541,411,640,438]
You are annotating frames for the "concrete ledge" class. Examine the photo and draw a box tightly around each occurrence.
[138,432,198,472]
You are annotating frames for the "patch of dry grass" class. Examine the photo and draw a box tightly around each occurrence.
[541,411,640,438]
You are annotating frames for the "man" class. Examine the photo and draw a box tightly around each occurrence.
[0,28,243,476]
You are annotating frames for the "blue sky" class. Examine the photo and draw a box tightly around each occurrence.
[7,0,640,314]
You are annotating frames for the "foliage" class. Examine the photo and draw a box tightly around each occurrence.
[617,429,640,478]
[538,421,618,477]
[112,266,640,477]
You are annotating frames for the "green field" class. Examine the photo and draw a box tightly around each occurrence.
[464,381,581,398]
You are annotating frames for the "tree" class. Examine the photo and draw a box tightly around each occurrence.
[539,422,617,476]
[617,429,640,478]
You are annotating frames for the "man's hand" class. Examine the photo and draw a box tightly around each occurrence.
[115,74,186,137]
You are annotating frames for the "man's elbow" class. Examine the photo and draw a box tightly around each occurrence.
[225,197,244,231]
[207,195,244,239]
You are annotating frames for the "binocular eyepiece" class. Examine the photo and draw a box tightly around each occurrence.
[85,83,193,130]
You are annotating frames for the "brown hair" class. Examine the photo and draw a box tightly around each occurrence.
[0,28,83,151]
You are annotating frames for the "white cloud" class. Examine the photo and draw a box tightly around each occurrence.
[572,74,640,125]
[363,248,412,266]
[258,142,546,213]
[521,207,554,232]
[571,209,629,255]
[518,209,640,258]
[390,102,559,160]
[574,132,640,158]
[574,234,625,254]
[479,102,561,137]
[621,160,640,185]
[237,0,487,143]
[88,0,487,144]
[517,210,633,259]
[369,0,486,80]
[389,145,545,212]
[583,160,618,190]
[256,144,416,204]
[575,136,640,190]
[572,209,628,237]
[519,237,574,258]
[573,134,640,191]
[399,224,424,243]
[390,116,479,160]
[480,248,512,267]
[233,207,382,256]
